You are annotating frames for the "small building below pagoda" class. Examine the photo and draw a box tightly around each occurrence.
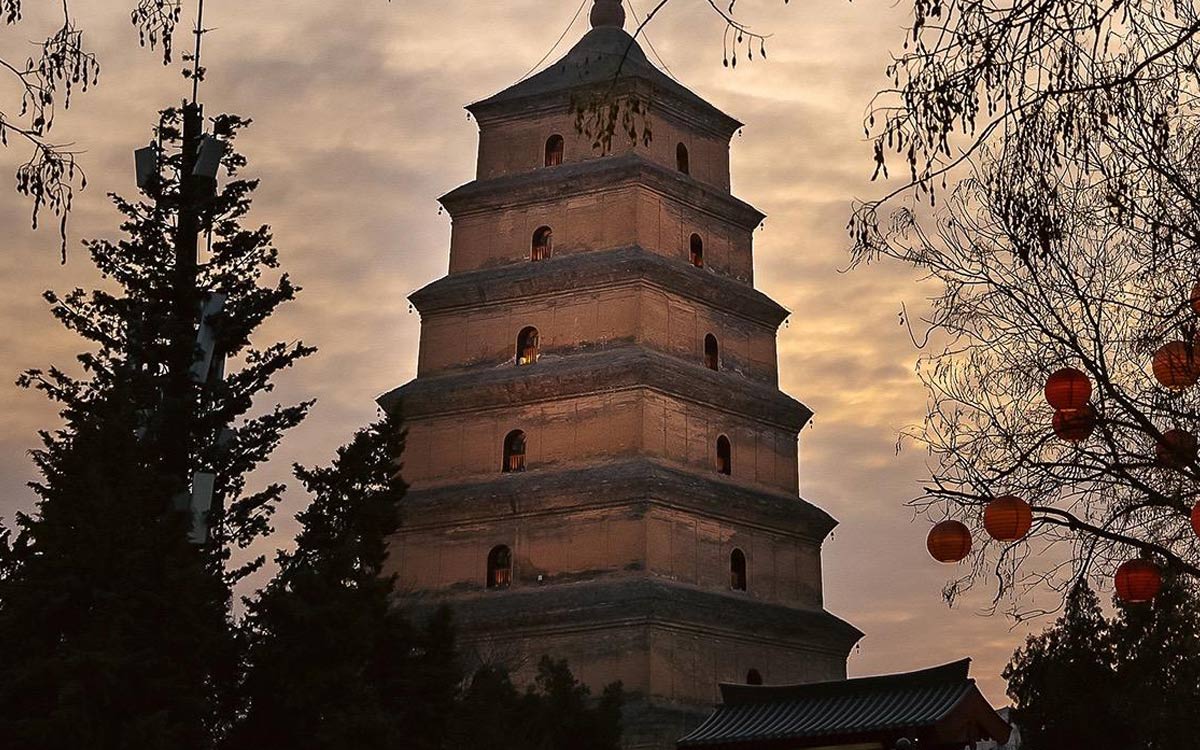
[677,660,1010,750]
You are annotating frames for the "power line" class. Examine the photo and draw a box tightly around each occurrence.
[625,0,679,81]
[517,0,590,82]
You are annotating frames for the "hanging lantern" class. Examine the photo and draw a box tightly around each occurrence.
[983,495,1033,542]
[1152,341,1199,389]
[1190,282,1200,316]
[1155,429,1198,469]
[1114,559,1162,603]
[1052,406,1096,442]
[1192,503,1200,538]
[926,520,972,563]
[1044,368,1092,410]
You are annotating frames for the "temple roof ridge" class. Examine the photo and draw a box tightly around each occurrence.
[468,23,742,135]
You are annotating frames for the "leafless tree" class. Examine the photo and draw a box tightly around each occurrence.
[1,1,181,259]
[849,0,1200,610]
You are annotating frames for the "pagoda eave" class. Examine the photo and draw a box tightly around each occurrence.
[393,457,840,543]
[407,246,791,327]
[378,345,813,431]
[438,152,765,230]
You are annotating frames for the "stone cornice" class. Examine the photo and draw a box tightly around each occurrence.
[377,344,812,432]
[438,152,765,231]
[396,577,863,656]
[408,245,790,328]
[393,457,837,543]
[468,77,743,141]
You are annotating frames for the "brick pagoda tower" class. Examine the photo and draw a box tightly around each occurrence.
[379,2,861,746]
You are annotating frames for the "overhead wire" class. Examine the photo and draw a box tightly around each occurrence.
[516,0,590,82]
[625,0,679,81]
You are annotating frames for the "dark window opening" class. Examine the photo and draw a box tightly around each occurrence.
[545,135,564,167]
[730,548,747,591]
[532,226,553,262]
[503,430,527,473]
[716,435,732,475]
[676,143,690,174]
[746,669,763,686]
[487,545,512,589]
[704,333,719,371]
[690,233,704,268]
[517,327,540,366]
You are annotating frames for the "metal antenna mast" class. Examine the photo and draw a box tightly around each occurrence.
[191,0,205,104]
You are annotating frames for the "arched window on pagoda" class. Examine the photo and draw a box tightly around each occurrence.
[690,233,704,268]
[730,548,747,591]
[704,334,719,371]
[545,134,564,167]
[503,430,527,473]
[676,143,690,174]
[716,435,731,475]
[487,544,512,589]
[532,226,553,262]
[517,327,540,366]
[746,669,763,685]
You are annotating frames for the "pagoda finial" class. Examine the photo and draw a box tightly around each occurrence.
[590,0,626,29]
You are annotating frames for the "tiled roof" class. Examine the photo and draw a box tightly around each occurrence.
[468,26,741,134]
[678,660,1011,748]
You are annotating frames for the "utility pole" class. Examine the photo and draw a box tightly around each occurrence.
[164,99,204,511]
[151,0,222,542]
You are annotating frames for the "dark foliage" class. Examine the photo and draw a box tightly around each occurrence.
[230,420,624,750]
[0,109,311,748]
[229,419,458,750]
[452,657,625,750]
[1005,574,1200,750]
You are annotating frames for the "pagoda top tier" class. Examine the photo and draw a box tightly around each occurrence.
[467,11,742,136]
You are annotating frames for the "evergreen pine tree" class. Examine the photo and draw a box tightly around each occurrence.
[1002,575,1200,750]
[453,657,624,750]
[1002,581,1128,750]
[1109,572,1200,748]
[228,418,460,750]
[0,108,312,749]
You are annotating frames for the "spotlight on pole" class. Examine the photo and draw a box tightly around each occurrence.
[134,143,159,192]
[193,135,225,181]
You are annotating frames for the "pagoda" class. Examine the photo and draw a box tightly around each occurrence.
[378,2,861,746]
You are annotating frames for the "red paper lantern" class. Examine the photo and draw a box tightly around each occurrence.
[1190,281,1200,316]
[1114,559,1162,603]
[1155,429,1198,469]
[983,496,1033,542]
[1044,368,1092,410]
[1152,341,1199,389]
[1192,503,1200,538]
[1052,406,1096,442]
[927,520,972,563]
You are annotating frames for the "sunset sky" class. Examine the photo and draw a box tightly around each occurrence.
[0,1,1041,703]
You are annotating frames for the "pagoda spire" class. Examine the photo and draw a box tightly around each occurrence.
[590,0,626,29]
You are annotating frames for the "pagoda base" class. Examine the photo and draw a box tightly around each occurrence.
[398,578,860,749]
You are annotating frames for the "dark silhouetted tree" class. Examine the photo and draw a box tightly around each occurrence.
[228,418,461,750]
[0,108,312,748]
[452,657,624,750]
[230,420,623,750]
[1003,582,1128,750]
[1005,574,1200,749]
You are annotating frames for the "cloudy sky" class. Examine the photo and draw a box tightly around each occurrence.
[0,0,1041,703]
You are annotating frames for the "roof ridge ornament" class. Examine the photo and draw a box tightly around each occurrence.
[590,0,626,29]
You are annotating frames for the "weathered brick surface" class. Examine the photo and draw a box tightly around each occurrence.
[381,24,858,750]
[441,154,760,279]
